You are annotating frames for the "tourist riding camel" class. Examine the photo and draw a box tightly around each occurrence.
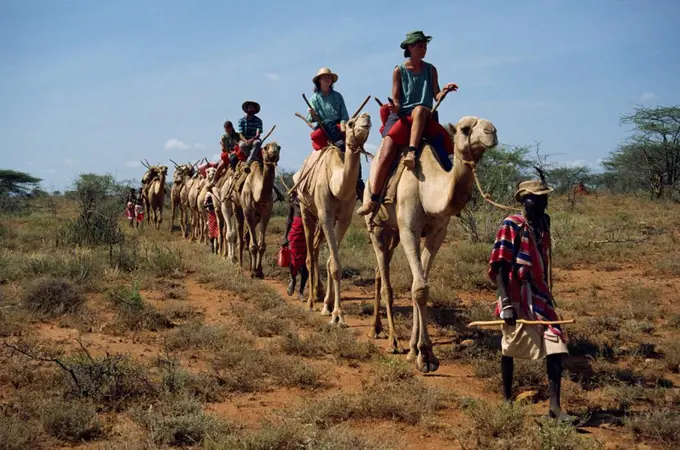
[240,101,264,173]
[356,30,458,217]
[306,67,365,201]
[489,178,577,424]
[215,120,244,181]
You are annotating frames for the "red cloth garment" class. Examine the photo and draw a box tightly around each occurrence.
[135,204,144,223]
[287,216,307,273]
[199,162,219,178]
[207,211,218,238]
[381,113,454,155]
[125,202,134,219]
[488,214,562,338]
[378,104,391,135]
[310,125,344,151]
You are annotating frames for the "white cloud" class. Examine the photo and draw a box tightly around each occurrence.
[640,92,656,102]
[265,73,280,81]
[165,138,190,151]
[64,158,76,165]
[125,161,142,168]
[165,138,207,152]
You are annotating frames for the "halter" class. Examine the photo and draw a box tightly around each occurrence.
[454,134,522,213]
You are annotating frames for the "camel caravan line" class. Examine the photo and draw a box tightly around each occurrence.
[135,48,575,388]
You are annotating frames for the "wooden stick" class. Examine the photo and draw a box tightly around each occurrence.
[351,95,371,119]
[261,125,276,143]
[295,113,314,129]
[468,319,575,328]
[302,93,331,145]
[169,159,179,168]
[374,97,384,107]
[431,92,447,114]
[278,175,291,192]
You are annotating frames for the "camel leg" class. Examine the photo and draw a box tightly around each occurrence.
[371,265,384,339]
[224,202,238,264]
[170,200,177,232]
[319,213,345,326]
[313,226,325,303]
[255,213,269,279]
[422,225,447,280]
[370,229,401,352]
[235,208,246,268]
[244,211,259,277]
[301,207,318,311]
[158,205,163,230]
[321,257,333,316]
[399,224,438,373]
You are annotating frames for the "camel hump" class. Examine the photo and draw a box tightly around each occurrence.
[383,141,449,205]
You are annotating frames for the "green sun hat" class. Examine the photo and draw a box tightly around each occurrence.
[400,30,432,49]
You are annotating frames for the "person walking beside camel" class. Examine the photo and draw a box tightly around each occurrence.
[488,179,577,424]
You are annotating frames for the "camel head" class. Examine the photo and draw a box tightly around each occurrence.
[262,142,281,165]
[205,166,217,183]
[447,116,498,164]
[159,165,168,177]
[345,112,372,153]
[173,165,191,184]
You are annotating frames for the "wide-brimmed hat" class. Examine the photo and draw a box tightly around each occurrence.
[312,67,338,84]
[242,101,261,114]
[400,30,432,49]
[515,180,554,202]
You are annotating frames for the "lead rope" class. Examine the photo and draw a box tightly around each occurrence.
[456,134,523,213]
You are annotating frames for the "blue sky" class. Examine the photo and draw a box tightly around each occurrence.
[2,0,679,191]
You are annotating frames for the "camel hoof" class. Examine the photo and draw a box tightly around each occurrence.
[416,353,440,374]
[406,349,418,363]
[385,345,403,355]
[369,330,386,340]
[329,316,347,327]
[256,270,264,280]
[297,293,306,302]
[320,306,332,316]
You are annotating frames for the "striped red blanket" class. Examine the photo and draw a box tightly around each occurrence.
[488,214,562,338]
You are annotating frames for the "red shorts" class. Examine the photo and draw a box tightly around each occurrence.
[310,125,344,151]
[379,105,453,155]
[221,145,246,163]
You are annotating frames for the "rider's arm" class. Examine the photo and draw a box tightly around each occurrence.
[391,66,401,110]
[432,65,443,102]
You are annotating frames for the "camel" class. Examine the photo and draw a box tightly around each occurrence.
[364,115,498,373]
[179,172,198,240]
[169,163,194,236]
[292,113,372,324]
[142,165,168,230]
[220,143,280,277]
[187,172,207,242]
[197,167,218,245]
[211,174,230,257]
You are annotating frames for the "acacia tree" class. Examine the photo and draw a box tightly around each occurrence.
[603,106,680,199]
[0,170,42,197]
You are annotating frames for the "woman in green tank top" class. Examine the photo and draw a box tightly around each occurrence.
[356,30,459,217]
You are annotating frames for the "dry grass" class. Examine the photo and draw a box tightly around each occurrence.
[2,193,680,449]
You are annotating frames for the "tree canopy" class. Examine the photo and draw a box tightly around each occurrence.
[602,105,680,199]
[0,169,42,197]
